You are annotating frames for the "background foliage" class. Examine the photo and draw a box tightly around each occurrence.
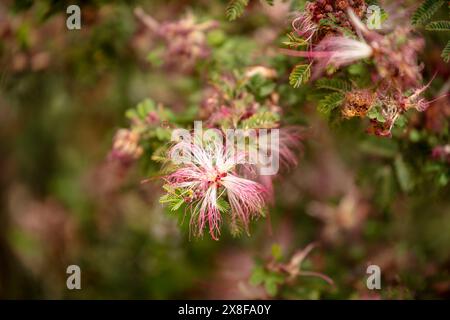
[0,0,449,299]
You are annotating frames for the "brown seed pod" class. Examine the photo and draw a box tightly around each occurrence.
[341,89,376,118]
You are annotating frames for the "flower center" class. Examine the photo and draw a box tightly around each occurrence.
[207,170,227,184]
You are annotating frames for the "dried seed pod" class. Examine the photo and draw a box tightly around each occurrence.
[341,89,376,118]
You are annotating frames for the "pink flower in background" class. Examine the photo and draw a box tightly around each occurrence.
[247,127,302,202]
[165,139,268,239]
[277,127,303,169]
[109,129,143,165]
[432,145,450,164]
[134,7,218,72]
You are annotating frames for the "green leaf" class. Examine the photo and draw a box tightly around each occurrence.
[226,0,249,21]
[289,63,311,88]
[377,166,395,209]
[264,273,284,297]
[271,244,283,261]
[442,40,450,62]
[394,155,413,192]
[159,187,187,212]
[246,74,276,98]
[265,278,279,297]
[367,105,385,122]
[171,199,185,211]
[241,111,280,129]
[412,0,444,26]
[317,92,344,114]
[359,138,398,158]
[282,32,308,48]
[347,63,367,76]
[426,20,450,31]
[216,198,231,213]
[154,127,171,141]
[316,78,351,93]
[126,99,156,121]
[250,266,266,285]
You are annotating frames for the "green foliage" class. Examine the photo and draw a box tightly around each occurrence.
[210,36,257,69]
[317,92,344,114]
[442,40,450,62]
[271,244,283,262]
[126,99,156,121]
[241,111,280,129]
[412,0,444,26]
[289,63,311,88]
[367,104,386,123]
[316,78,352,93]
[159,185,186,212]
[226,0,250,21]
[216,198,231,213]
[225,0,274,20]
[282,33,308,49]
[250,264,284,297]
[426,20,450,31]
[394,155,414,192]
[246,74,276,99]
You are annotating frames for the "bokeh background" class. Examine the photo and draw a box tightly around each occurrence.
[0,0,449,299]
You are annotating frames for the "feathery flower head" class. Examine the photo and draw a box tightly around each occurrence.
[292,10,318,42]
[313,36,373,69]
[285,8,424,86]
[163,137,269,239]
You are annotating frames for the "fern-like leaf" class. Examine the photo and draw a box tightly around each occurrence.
[226,0,250,21]
[426,20,450,31]
[289,63,311,88]
[442,40,450,62]
[282,32,308,48]
[241,111,280,129]
[412,0,444,26]
[316,78,352,93]
[317,92,344,114]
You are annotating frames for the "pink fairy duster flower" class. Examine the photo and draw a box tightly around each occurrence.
[292,11,318,42]
[282,9,373,76]
[284,8,424,85]
[281,36,373,78]
[165,139,268,240]
[314,36,373,68]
